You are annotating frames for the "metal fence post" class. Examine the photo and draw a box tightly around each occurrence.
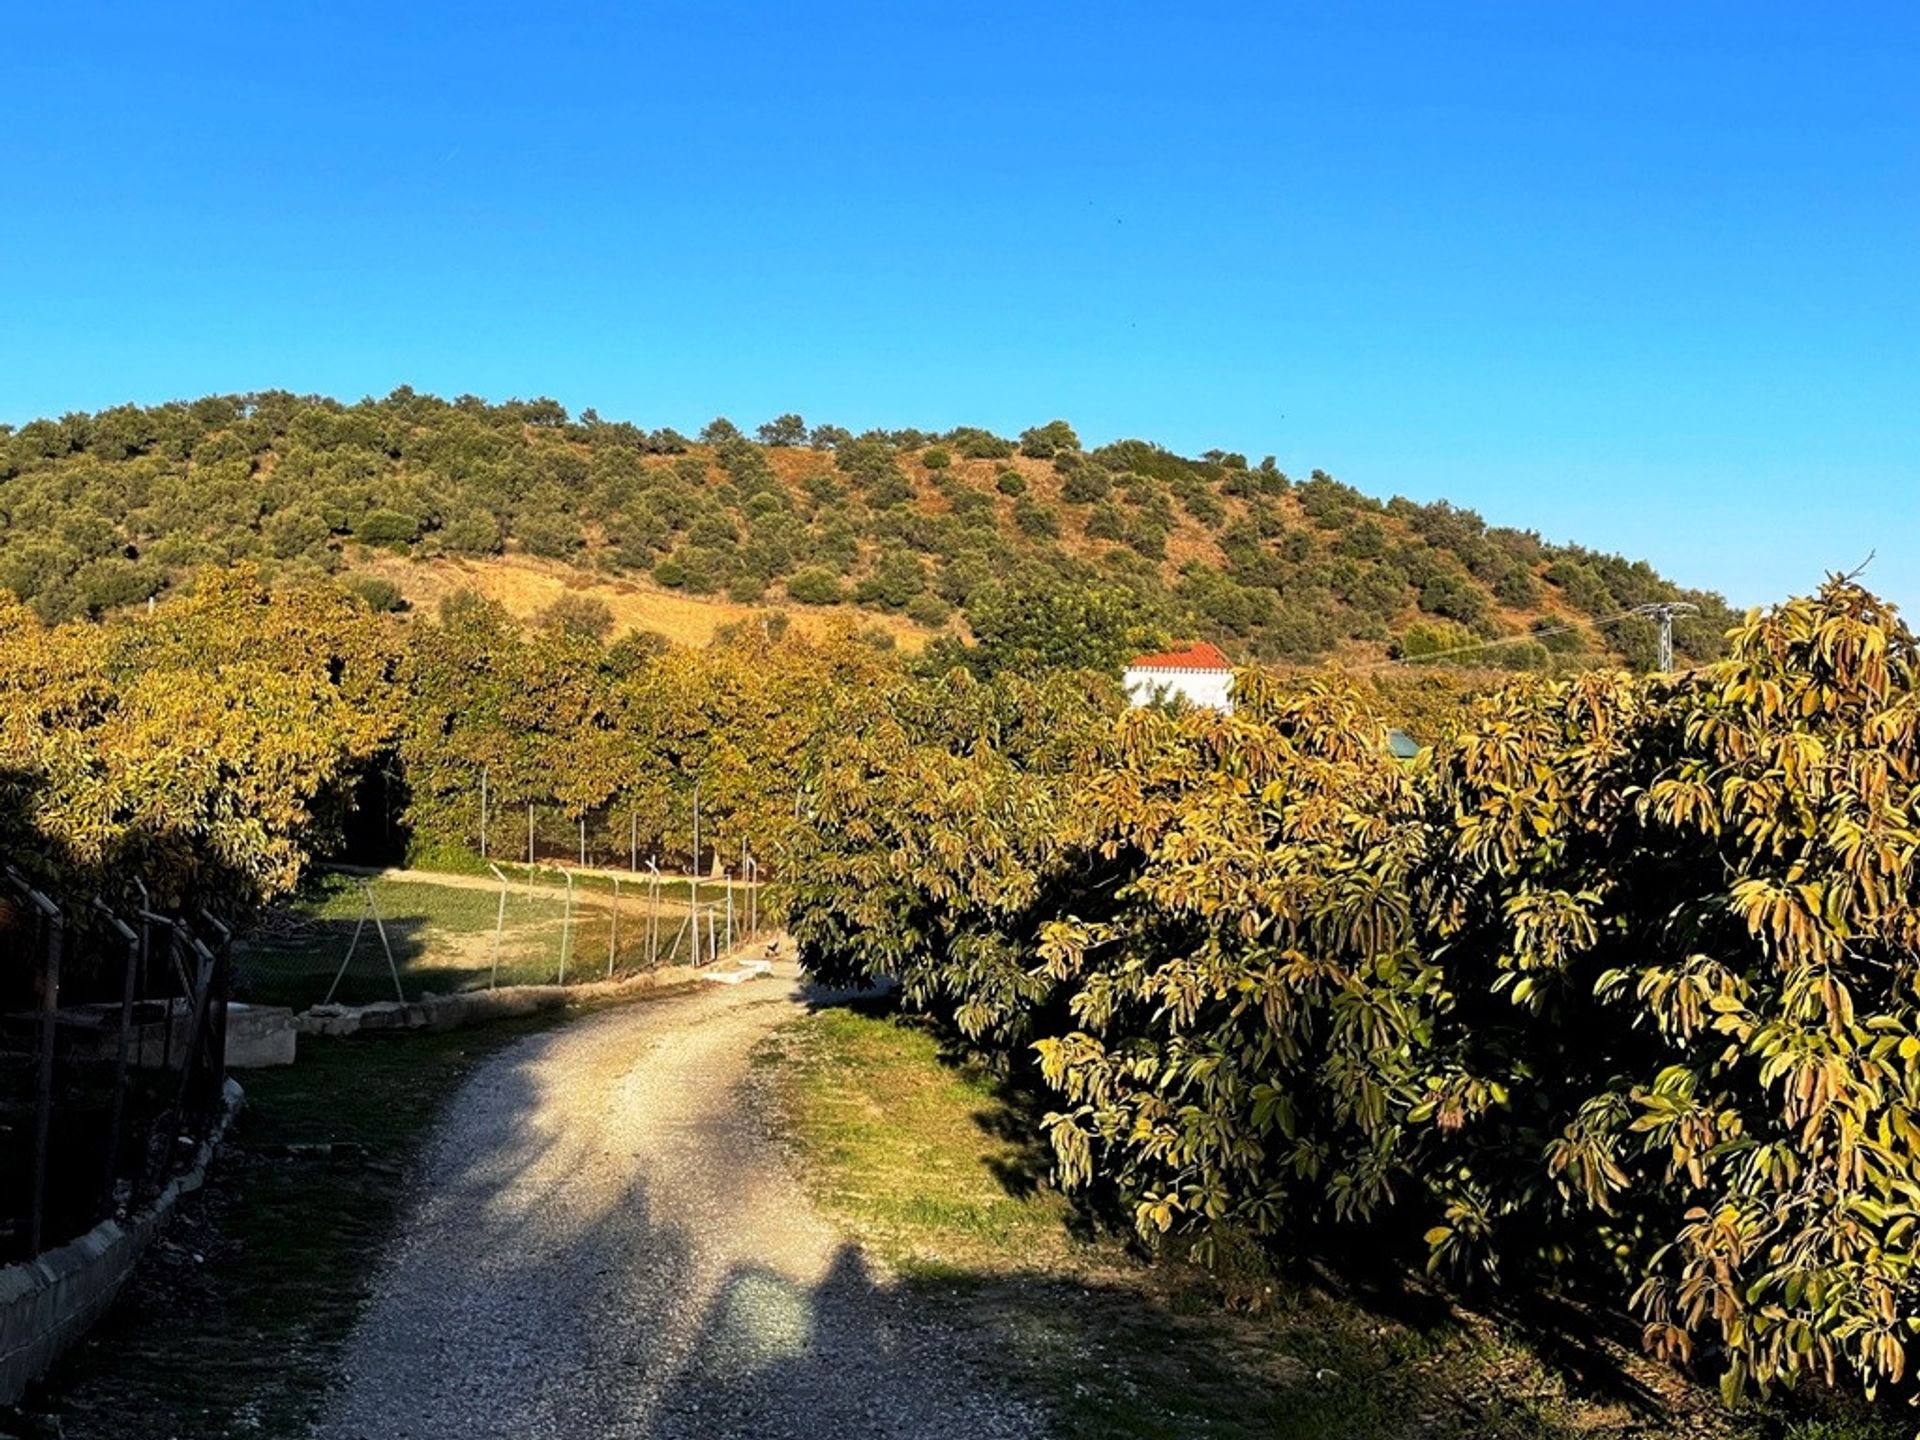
[556,866,574,985]
[198,909,234,1099]
[93,898,140,1213]
[487,862,509,989]
[646,859,661,967]
[608,874,621,979]
[8,875,61,1257]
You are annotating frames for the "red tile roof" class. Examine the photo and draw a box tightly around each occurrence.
[1127,640,1233,672]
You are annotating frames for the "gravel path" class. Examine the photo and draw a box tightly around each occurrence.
[313,963,1046,1439]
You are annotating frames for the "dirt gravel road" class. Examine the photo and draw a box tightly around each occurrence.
[313,963,1046,1439]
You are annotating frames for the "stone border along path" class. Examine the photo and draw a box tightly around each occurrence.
[314,957,1047,1440]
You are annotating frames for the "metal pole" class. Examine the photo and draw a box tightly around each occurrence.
[557,867,575,985]
[480,765,489,860]
[488,862,509,989]
[647,859,661,967]
[690,782,700,940]
[528,800,535,868]
[197,909,234,1110]
[9,875,61,1256]
[324,890,371,1006]
[631,812,638,873]
[135,899,178,1073]
[579,815,587,868]
[608,875,621,978]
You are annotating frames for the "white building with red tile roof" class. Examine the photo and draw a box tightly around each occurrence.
[1124,640,1235,712]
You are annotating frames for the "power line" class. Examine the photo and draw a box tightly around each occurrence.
[1347,606,1654,673]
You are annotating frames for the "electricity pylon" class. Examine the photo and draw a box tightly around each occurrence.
[1634,602,1698,672]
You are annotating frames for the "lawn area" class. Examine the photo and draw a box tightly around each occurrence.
[3,1011,577,1440]
[757,1003,1901,1440]
[235,872,711,1009]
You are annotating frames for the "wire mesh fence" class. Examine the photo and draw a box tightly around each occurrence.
[231,863,773,1010]
[1,871,234,1265]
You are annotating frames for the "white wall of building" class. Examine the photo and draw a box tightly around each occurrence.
[1124,666,1235,712]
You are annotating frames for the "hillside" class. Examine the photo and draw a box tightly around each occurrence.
[0,391,1734,667]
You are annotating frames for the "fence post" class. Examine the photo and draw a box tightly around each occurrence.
[487,862,510,989]
[556,866,575,985]
[8,874,61,1257]
[646,859,660,967]
[93,898,140,1213]
[172,929,218,1131]
[198,909,234,1099]
[608,874,621,979]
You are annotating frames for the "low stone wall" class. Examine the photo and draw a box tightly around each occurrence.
[296,964,701,1038]
[0,1078,245,1406]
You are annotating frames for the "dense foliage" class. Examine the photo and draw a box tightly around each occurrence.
[0,391,1732,669]
[0,569,396,909]
[787,579,1920,1407]
[0,566,911,919]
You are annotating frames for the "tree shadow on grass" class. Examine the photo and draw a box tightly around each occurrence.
[785,987,1758,1439]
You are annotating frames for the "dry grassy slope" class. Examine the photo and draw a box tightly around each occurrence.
[358,551,937,652]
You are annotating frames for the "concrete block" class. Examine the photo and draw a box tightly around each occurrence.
[223,1003,297,1068]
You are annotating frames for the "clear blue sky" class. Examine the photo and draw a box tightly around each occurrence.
[3,3,1914,610]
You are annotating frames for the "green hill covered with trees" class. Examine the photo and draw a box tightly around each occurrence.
[0,390,1733,669]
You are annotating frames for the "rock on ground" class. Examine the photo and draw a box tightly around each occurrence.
[313,963,1046,1439]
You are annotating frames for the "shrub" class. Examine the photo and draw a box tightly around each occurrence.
[1418,571,1489,628]
[1084,503,1126,541]
[341,574,405,612]
[904,591,951,628]
[786,567,845,605]
[947,427,1013,460]
[73,556,163,615]
[536,593,614,639]
[1124,518,1167,559]
[995,468,1027,496]
[853,549,927,610]
[1013,498,1059,538]
[1493,565,1540,608]
[1018,420,1080,458]
[1061,467,1111,504]
[439,507,503,556]
[353,508,419,547]
[515,508,583,558]
[921,447,952,471]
